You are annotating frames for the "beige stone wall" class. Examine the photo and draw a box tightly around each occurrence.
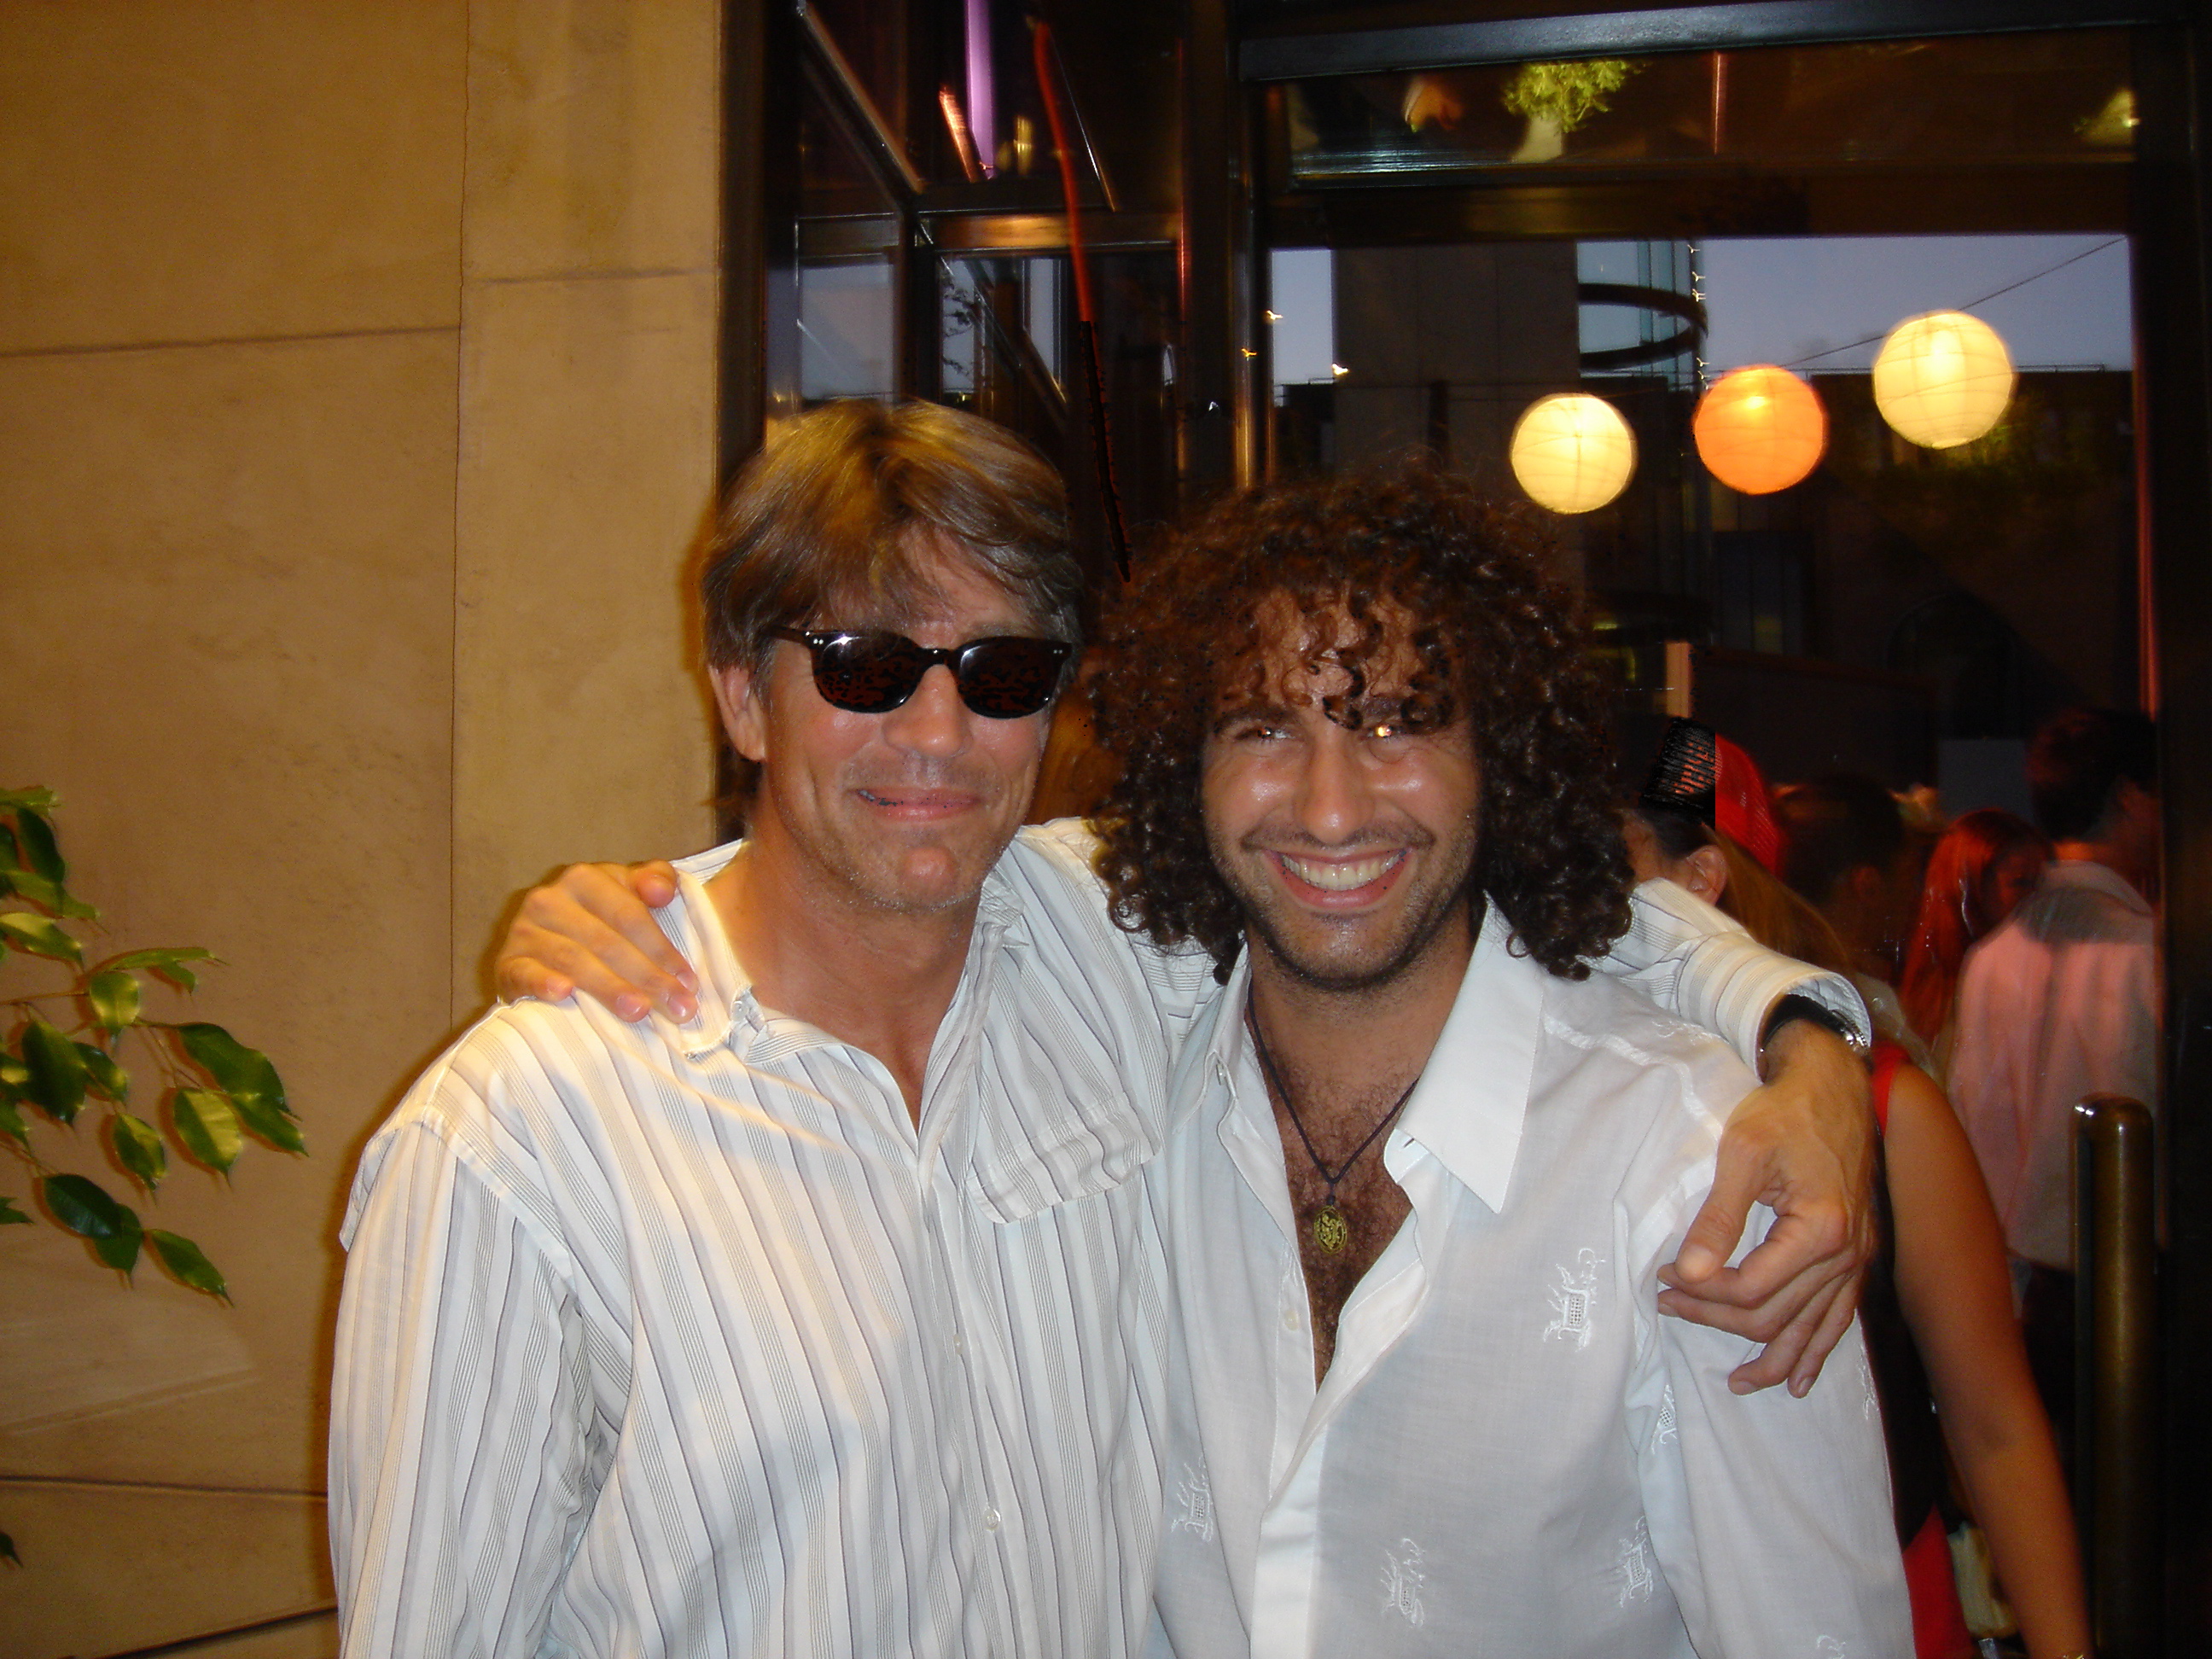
[0,4,720,1654]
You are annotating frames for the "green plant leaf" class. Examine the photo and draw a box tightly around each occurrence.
[0,1097,26,1146]
[171,1087,242,1173]
[230,1088,306,1155]
[178,1023,288,1120]
[110,1112,166,1190]
[105,946,216,969]
[0,911,79,965]
[0,868,95,920]
[85,970,140,1031]
[20,1020,86,1123]
[0,1056,24,1089]
[146,1229,229,1301]
[14,810,64,885]
[92,1213,143,1272]
[0,787,58,814]
[107,946,212,993]
[2,868,69,914]
[76,1043,127,1102]
[0,1194,30,1225]
[0,1527,17,1564]
[42,1173,130,1237]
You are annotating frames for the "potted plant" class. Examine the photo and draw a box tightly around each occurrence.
[0,787,302,1564]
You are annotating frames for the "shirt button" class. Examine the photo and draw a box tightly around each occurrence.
[1281,1307,1301,1333]
[952,1333,965,1357]
[983,1507,1001,1531]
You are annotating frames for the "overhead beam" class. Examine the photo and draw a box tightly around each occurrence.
[1242,0,2185,81]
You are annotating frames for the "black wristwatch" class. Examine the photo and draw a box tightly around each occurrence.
[1759,993,1871,1065]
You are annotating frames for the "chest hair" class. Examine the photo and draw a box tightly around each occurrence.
[1266,1080,1419,1385]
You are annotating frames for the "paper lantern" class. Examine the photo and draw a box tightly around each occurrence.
[1872,311,2016,449]
[1693,365,1827,495]
[1509,393,1636,515]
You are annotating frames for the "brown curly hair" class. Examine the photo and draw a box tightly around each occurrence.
[1090,461,1633,981]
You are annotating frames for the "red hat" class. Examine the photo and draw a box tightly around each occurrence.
[1714,733,1784,876]
[1639,719,1785,876]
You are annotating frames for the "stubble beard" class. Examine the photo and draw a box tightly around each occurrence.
[785,761,1021,919]
[1212,825,1482,996]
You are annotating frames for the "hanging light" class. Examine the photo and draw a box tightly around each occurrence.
[1692,364,1827,495]
[1509,393,1636,515]
[1871,311,2016,449]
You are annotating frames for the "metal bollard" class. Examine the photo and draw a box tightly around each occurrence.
[2073,1094,2157,1658]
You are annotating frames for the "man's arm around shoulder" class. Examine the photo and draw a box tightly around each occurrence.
[1606,879,1877,1394]
[1628,1068,1904,1659]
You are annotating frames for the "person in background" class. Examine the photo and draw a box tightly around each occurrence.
[1951,706,2161,1472]
[1629,721,2091,1659]
[1899,810,2052,1077]
[1773,772,1934,1068]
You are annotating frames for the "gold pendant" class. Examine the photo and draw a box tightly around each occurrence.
[1311,1200,1349,1254]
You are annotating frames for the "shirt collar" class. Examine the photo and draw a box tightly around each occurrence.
[2040,857,2153,917]
[1194,905,1545,1218]
[653,841,754,1060]
[1394,905,1545,1215]
[654,838,1032,1063]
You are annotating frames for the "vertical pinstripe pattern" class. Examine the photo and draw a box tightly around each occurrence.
[332,826,1204,1659]
[1609,877,1870,1060]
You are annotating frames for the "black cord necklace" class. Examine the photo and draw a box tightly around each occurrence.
[1246,999,1420,1255]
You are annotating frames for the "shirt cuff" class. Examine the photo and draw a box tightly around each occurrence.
[1612,878,1871,1069]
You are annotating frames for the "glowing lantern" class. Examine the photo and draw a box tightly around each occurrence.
[1871,311,2015,449]
[1509,393,1636,515]
[1692,364,1828,495]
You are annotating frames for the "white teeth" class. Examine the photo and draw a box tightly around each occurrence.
[1280,853,1400,891]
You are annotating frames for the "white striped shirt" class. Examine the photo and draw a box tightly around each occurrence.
[331,824,1207,1659]
[1603,876,1869,1060]
[330,835,1861,1659]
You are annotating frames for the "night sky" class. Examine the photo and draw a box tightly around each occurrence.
[1269,234,2135,386]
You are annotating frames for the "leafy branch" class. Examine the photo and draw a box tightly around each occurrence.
[1501,59,1639,135]
[0,788,303,1308]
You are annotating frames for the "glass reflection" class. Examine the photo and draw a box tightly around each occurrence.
[1286,32,2133,185]
[798,75,899,403]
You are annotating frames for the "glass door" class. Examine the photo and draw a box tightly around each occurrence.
[1252,26,2141,807]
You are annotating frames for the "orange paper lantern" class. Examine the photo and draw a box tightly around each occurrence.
[1693,364,1828,495]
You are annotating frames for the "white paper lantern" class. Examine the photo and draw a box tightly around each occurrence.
[1509,393,1636,515]
[1872,311,2016,449]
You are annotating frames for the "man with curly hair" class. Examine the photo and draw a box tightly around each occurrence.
[1096,466,1906,1656]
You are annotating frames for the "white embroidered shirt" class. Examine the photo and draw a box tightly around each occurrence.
[1148,909,1909,1659]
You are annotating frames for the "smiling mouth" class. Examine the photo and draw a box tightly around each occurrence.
[1278,850,1405,891]
[856,786,978,812]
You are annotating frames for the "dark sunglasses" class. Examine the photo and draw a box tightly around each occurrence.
[770,626,1072,719]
